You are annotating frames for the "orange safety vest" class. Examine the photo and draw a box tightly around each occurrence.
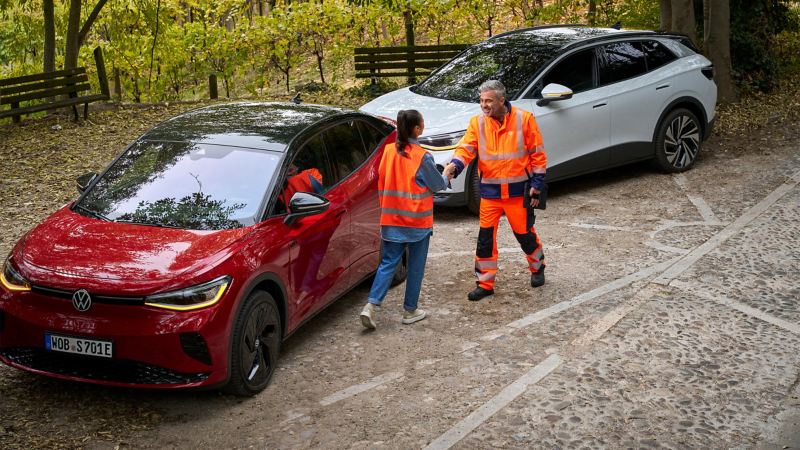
[452,106,546,199]
[378,142,434,228]
[280,168,323,206]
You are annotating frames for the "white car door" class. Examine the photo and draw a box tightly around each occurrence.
[597,41,672,166]
[515,47,612,181]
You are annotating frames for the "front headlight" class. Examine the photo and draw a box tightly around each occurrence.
[1,258,31,292]
[418,130,466,151]
[145,276,231,311]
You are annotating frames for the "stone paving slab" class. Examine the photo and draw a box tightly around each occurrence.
[459,287,800,449]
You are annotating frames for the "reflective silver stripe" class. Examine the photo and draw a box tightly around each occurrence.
[516,110,524,153]
[530,261,543,271]
[379,190,433,200]
[527,145,545,154]
[478,116,487,157]
[531,167,546,174]
[381,208,433,218]
[476,270,496,282]
[529,247,544,261]
[480,149,528,161]
[475,260,498,270]
[459,143,477,156]
[481,174,530,184]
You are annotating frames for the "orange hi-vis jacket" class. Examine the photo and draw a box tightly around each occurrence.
[280,168,323,206]
[379,142,434,228]
[453,106,546,199]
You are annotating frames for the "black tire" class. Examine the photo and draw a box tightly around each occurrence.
[390,247,408,287]
[653,108,702,172]
[466,161,481,216]
[224,291,282,397]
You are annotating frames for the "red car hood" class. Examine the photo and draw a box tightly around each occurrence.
[21,206,251,283]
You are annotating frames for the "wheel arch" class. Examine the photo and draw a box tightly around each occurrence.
[652,96,708,147]
[238,272,289,341]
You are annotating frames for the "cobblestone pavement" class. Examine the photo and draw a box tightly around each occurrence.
[1,134,798,449]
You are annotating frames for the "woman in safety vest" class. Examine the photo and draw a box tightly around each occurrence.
[360,110,450,330]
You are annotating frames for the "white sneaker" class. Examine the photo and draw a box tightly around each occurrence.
[360,303,380,329]
[401,309,427,325]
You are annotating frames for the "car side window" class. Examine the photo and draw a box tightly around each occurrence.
[274,134,332,215]
[599,42,647,86]
[357,120,387,155]
[323,121,370,183]
[539,48,595,95]
[642,40,677,71]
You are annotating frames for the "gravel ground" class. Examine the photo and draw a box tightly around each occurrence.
[0,90,798,449]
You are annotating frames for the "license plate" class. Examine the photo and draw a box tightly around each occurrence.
[45,333,113,358]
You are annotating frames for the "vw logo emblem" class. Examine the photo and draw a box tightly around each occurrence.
[72,289,92,312]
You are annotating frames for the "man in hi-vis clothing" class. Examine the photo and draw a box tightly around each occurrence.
[444,80,547,301]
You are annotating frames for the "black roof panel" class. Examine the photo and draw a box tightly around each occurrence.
[141,102,349,151]
[490,26,650,50]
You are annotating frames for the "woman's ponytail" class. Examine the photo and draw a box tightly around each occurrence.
[396,109,423,157]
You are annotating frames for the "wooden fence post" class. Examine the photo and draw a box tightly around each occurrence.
[93,47,110,99]
[209,74,218,99]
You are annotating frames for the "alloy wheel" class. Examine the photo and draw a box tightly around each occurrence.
[663,114,700,169]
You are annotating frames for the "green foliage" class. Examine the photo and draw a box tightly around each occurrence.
[730,0,797,93]
[118,192,245,230]
[15,0,797,102]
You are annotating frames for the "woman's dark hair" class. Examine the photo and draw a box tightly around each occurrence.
[396,109,423,157]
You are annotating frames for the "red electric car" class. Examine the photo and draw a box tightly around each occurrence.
[0,102,404,395]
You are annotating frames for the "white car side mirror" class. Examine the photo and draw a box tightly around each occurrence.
[537,83,574,106]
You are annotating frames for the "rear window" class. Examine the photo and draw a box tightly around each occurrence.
[599,41,647,86]
[642,40,677,71]
[76,141,280,230]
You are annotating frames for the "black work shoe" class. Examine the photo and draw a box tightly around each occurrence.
[531,267,546,288]
[468,287,494,301]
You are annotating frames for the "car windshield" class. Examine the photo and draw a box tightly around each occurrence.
[76,141,281,230]
[412,33,561,102]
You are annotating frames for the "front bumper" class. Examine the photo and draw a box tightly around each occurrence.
[428,149,469,207]
[703,116,715,141]
[0,285,235,389]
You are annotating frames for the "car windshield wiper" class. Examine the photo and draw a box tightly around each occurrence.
[73,204,111,221]
[114,219,184,229]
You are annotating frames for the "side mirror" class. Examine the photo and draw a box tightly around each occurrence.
[536,83,574,107]
[283,192,330,226]
[76,172,98,193]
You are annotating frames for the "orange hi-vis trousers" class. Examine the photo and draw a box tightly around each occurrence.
[475,197,544,290]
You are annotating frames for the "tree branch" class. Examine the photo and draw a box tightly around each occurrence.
[78,0,109,46]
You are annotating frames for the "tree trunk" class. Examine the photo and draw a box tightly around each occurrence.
[64,0,82,69]
[588,0,597,26]
[114,67,122,101]
[209,74,218,99]
[43,0,55,73]
[315,49,326,84]
[703,0,710,47]
[671,0,697,46]
[706,0,736,103]
[64,0,108,70]
[403,4,415,85]
[660,0,672,31]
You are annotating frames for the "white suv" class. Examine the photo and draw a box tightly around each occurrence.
[361,26,717,213]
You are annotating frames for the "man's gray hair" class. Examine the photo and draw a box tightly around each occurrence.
[478,80,506,99]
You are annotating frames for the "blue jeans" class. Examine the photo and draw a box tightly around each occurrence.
[367,235,431,312]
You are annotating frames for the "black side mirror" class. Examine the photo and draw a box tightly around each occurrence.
[284,192,330,226]
[76,172,98,193]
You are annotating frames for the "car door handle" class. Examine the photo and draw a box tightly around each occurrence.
[593,103,607,109]
[656,84,670,90]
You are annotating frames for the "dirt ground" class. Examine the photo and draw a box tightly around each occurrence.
[0,94,798,449]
